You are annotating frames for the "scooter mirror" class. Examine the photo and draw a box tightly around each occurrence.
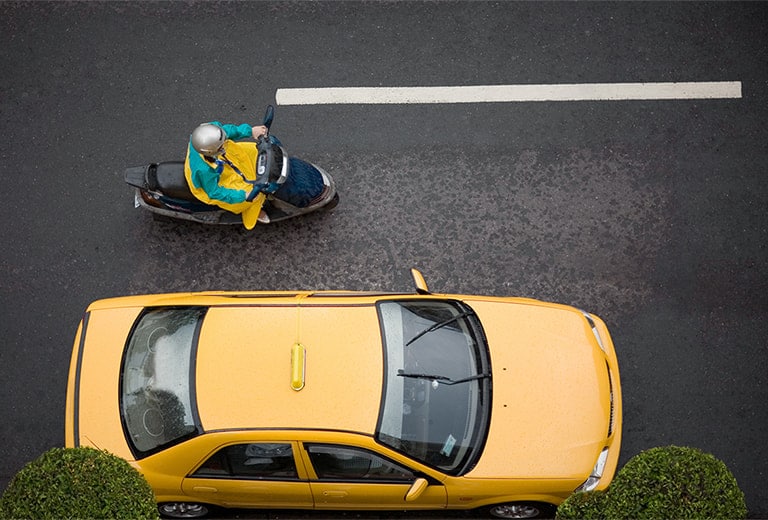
[262,105,275,129]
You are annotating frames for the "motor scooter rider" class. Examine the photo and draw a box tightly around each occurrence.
[184,121,269,223]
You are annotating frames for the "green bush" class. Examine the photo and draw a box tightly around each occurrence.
[0,447,159,520]
[604,446,747,519]
[557,445,747,520]
[556,490,606,519]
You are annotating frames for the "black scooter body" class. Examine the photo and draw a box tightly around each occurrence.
[124,106,338,226]
[124,160,337,225]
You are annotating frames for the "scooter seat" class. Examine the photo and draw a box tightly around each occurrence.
[149,161,198,202]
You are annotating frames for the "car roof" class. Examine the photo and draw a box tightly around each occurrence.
[194,300,385,433]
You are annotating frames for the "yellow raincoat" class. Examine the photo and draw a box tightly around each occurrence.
[184,122,259,214]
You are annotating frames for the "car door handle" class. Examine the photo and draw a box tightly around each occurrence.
[192,486,218,493]
[323,490,348,498]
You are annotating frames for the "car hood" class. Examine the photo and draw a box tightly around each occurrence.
[464,299,611,480]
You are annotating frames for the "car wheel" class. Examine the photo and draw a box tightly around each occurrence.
[157,502,211,519]
[487,502,556,519]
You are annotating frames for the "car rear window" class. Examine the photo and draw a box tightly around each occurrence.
[120,307,206,458]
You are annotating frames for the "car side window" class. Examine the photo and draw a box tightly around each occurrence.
[306,444,415,482]
[193,443,298,480]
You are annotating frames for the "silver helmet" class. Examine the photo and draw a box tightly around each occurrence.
[191,123,226,156]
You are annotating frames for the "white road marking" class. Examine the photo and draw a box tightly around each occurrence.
[276,82,742,105]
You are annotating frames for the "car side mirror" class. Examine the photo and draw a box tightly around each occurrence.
[410,268,430,294]
[405,477,429,502]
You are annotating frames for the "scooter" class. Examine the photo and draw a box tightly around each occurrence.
[124,105,338,227]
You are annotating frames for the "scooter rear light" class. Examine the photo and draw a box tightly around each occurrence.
[140,190,164,208]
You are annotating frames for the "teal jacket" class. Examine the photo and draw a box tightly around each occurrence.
[185,122,254,205]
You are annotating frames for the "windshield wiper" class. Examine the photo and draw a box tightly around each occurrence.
[397,369,491,386]
[405,310,474,346]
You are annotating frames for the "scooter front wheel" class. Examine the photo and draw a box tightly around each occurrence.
[324,192,340,210]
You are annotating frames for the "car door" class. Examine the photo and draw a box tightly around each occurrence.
[303,443,446,510]
[181,441,313,508]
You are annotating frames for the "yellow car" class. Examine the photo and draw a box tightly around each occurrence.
[65,270,621,519]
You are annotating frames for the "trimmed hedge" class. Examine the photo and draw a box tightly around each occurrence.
[0,447,159,520]
[556,490,606,519]
[557,446,747,519]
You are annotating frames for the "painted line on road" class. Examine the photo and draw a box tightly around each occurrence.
[276,82,742,105]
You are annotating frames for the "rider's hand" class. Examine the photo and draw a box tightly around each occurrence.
[252,125,268,139]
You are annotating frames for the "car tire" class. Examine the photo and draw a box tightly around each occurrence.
[157,502,213,519]
[486,501,556,519]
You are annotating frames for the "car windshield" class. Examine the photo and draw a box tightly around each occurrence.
[120,307,206,458]
[376,300,491,475]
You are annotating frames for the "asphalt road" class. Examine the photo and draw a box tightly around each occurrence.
[1,1,767,517]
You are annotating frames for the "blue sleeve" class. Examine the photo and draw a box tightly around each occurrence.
[187,143,248,204]
[210,121,253,141]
